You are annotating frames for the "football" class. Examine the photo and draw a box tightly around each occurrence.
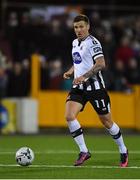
[15,147,34,166]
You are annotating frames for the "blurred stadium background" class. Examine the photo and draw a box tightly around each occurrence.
[0,0,140,134]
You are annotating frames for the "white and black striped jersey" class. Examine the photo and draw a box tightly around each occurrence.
[72,35,105,91]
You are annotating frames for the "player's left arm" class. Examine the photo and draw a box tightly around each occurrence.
[73,56,105,85]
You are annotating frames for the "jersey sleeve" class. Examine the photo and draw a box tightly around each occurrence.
[89,39,104,60]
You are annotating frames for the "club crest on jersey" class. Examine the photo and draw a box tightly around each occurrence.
[72,52,82,64]
[93,46,102,53]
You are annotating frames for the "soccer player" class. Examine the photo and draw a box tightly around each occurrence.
[63,14,128,167]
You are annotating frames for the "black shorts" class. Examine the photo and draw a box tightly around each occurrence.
[66,88,110,115]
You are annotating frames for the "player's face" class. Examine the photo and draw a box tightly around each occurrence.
[74,21,90,40]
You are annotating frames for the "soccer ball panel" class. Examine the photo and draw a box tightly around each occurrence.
[15,147,34,166]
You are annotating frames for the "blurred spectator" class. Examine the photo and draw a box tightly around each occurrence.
[7,62,29,97]
[6,12,19,60]
[49,58,63,89]
[0,67,7,98]
[133,16,140,41]
[126,58,140,85]
[111,17,126,44]
[0,32,12,62]
[113,60,131,92]
[0,50,8,98]
[0,50,7,69]
[8,12,18,27]
[22,59,31,94]
[102,32,116,67]
[115,36,135,65]
[90,11,105,41]
[132,39,140,60]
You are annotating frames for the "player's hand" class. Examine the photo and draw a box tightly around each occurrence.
[73,76,87,85]
[63,71,72,79]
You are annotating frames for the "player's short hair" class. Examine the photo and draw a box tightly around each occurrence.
[73,14,89,24]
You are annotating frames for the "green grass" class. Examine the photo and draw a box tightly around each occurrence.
[0,134,140,179]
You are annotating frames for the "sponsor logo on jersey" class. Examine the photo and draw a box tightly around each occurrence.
[93,46,102,53]
[72,52,82,64]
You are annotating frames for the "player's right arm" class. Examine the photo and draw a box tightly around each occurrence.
[63,66,74,79]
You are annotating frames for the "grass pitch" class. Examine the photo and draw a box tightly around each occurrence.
[0,134,140,179]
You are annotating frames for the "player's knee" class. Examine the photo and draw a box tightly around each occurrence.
[65,112,75,121]
[99,114,113,128]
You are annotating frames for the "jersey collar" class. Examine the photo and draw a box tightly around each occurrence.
[78,34,90,43]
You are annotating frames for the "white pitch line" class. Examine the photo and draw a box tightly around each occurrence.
[0,164,140,169]
[0,150,140,154]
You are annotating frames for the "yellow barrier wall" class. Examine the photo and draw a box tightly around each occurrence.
[38,91,136,128]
